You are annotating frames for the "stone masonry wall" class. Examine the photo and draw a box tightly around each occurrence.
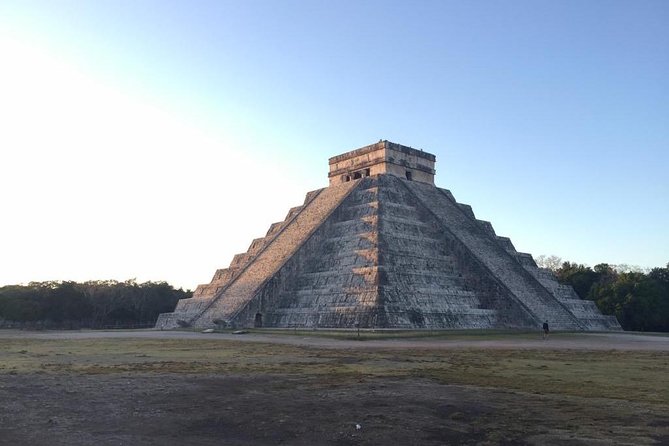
[232,177,382,328]
[402,179,584,330]
[476,218,622,331]
[377,175,535,329]
[156,188,326,329]
[191,179,359,327]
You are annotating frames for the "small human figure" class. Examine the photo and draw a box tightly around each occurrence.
[542,320,549,340]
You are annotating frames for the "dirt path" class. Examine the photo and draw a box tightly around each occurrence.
[1,329,667,351]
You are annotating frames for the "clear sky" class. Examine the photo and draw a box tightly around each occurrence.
[1,0,667,290]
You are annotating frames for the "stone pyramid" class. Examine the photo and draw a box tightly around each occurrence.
[156,141,621,330]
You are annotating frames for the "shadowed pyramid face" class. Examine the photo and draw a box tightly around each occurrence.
[156,142,621,331]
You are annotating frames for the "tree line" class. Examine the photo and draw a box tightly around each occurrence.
[0,280,191,329]
[536,256,669,332]
[2,261,667,332]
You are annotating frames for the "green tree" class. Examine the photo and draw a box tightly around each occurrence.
[0,280,190,328]
[556,262,598,299]
[556,261,669,332]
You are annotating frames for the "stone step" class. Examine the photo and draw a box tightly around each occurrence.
[338,202,379,220]
[273,291,379,308]
[457,203,476,219]
[289,287,378,297]
[382,270,469,285]
[174,297,211,313]
[515,252,537,268]
[318,232,378,253]
[379,202,419,219]
[155,312,183,330]
[265,222,284,238]
[382,215,429,227]
[396,287,478,297]
[345,187,379,205]
[284,205,303,221]
[382,257,456,273]
[379,234,445,252]
[294,270,379,288]
[477,220,497,238]
[246,237,268,257]
[298,255,376,272]
[326,217,378,237]
[495,236,516,253]
[383,310,499,329]
[384,299,483,312]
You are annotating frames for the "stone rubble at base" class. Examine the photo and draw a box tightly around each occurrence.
[156,141,621,331]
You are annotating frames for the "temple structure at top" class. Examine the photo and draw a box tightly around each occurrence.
[328,140,436,185]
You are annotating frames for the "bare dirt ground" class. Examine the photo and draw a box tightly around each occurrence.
[1,330,667,446]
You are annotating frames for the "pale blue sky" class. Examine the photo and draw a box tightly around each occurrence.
[1,1,667,289]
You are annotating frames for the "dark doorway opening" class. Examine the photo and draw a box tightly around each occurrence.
[254,313,263,328]
[405,170,412,180]
[353,171,362,179]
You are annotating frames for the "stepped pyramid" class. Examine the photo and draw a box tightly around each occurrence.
[156,141,621,330]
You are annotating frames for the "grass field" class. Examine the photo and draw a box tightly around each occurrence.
[0,331,667,445]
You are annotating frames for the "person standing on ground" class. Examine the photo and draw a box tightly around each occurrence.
[542,320,549,340]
